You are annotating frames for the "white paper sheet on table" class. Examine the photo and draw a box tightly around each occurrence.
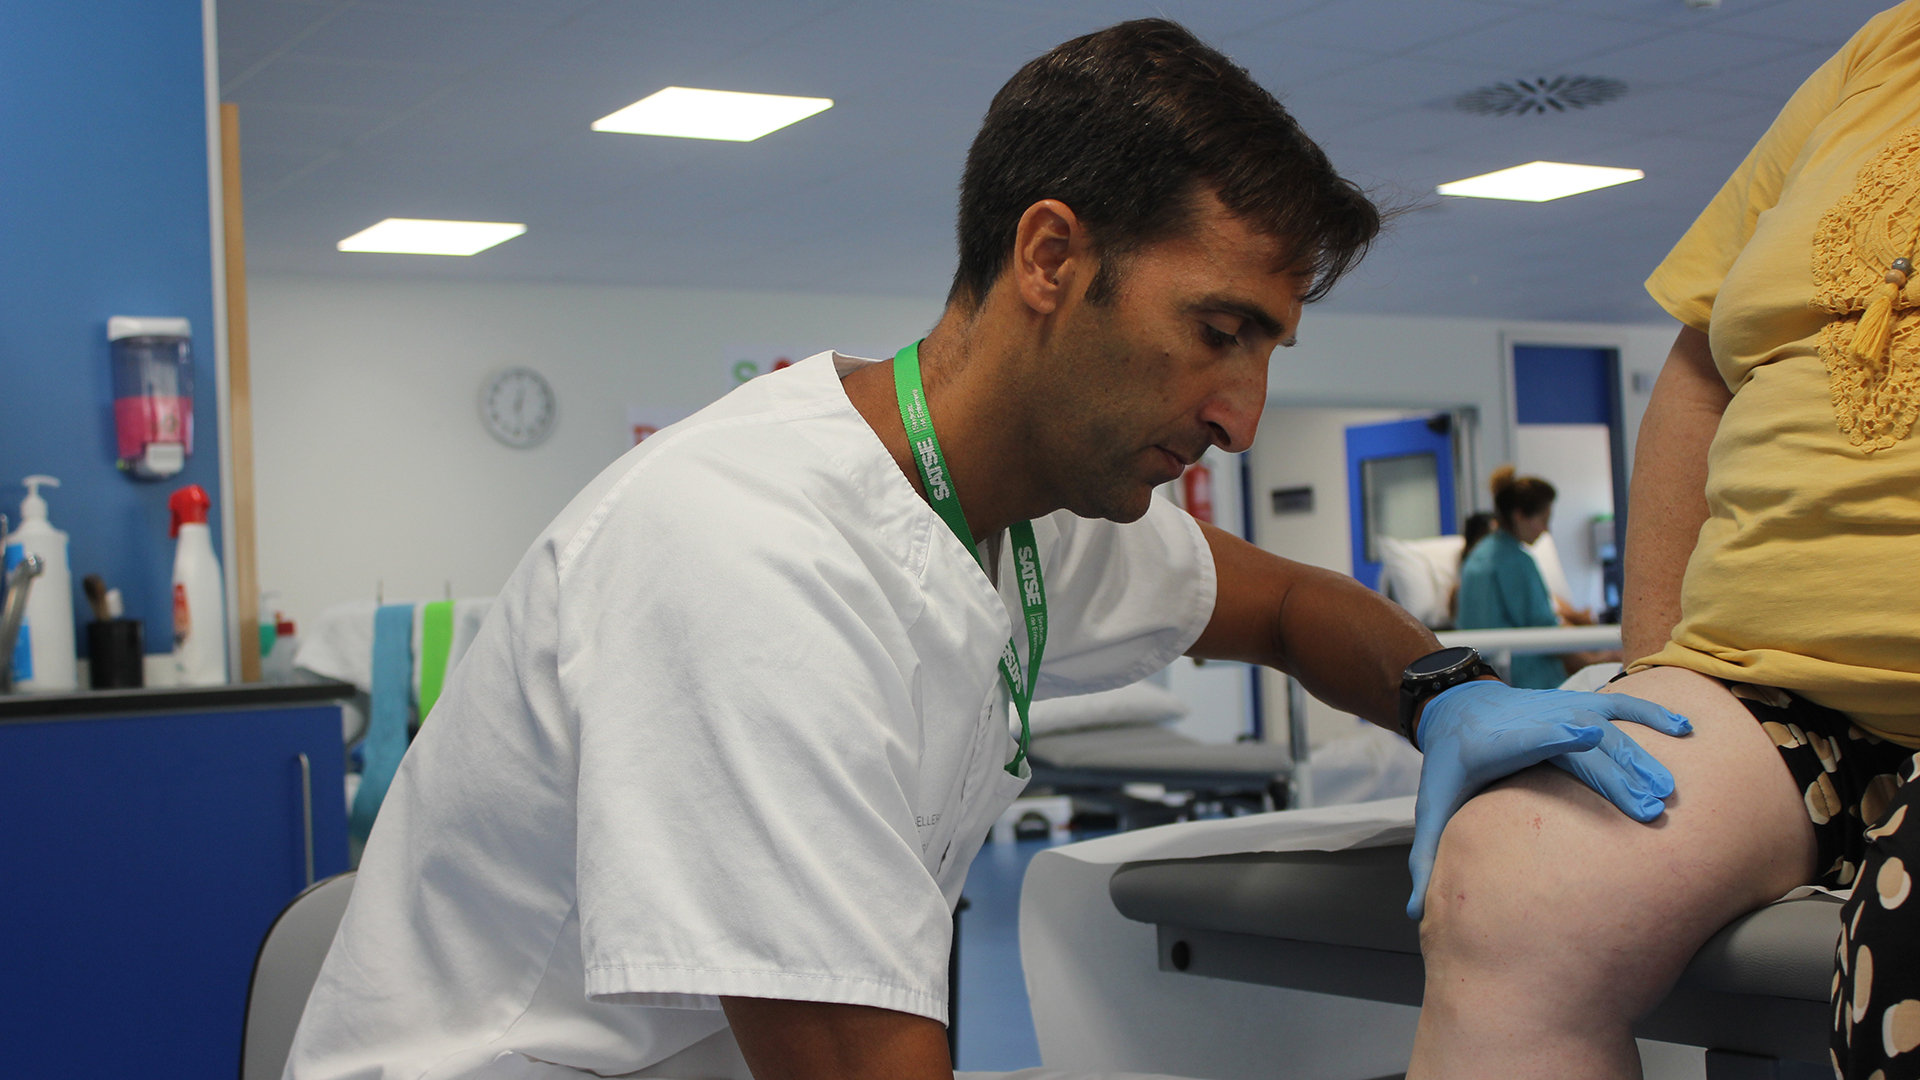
[1046,795,1416,866]
[1021,799,1426,1079]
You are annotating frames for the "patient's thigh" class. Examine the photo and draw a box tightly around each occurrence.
[1421,666,1817,1017]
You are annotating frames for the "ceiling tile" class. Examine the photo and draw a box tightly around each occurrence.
[1069,0,1340,42]
[359,0,600,22]
[1692,42,1833,99]
[1573,24,1824,86]
[226,55,458,113]
[286,3,551,66]
[1238,0,1521,56]
[1237,43,1391,97]
[1279,55,1515,113]
[228,100,387,150]
[216,0,342,84]
[1410,12,1663,72]
[1700,0,1892,46]
[1546,0,1796,31]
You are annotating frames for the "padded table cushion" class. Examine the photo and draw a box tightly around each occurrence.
[1109,844,1843,1002]
[1027,725,1292,776]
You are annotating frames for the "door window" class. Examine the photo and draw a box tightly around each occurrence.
[1361,452,1441,563]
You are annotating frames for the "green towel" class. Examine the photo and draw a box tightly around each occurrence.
[417,600,455,722]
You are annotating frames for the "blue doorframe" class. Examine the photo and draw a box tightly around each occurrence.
[1346,416,1458,590]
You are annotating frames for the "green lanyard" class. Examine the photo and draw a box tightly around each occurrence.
[893,340,1045,776]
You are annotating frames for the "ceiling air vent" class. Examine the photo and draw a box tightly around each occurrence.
[1455,76,1627,116]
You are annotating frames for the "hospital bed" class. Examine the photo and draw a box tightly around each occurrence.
[1376,530,1585,632]
[1026,726,1293,814]
[1024,682,1294,820]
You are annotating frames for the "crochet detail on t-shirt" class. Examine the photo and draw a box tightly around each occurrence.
[1812,125,1920,453]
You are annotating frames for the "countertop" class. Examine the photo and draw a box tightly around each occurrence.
[0,675,357,722]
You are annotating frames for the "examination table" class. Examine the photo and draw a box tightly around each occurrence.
[1110,845,1836,1079]
[1021,799,1837,1080]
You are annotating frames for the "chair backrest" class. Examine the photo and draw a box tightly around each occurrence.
[240,871,356,1080]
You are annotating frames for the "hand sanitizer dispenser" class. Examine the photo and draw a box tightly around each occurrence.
[109,316,193,480]
[4,476,77,692]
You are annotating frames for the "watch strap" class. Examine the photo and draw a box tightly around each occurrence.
[1398,650,1498,747]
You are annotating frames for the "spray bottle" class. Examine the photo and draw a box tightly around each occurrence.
[3,476,77,692]
[169,484,227,685]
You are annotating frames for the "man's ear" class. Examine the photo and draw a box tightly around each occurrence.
[1010,199,1091,316]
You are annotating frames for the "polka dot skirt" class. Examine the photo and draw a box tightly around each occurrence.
[1733,685,1919,1079]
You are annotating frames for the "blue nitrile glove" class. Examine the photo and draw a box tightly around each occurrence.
[1406,680,1692,920]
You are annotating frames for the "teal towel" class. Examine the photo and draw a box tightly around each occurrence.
[349,603,414,846]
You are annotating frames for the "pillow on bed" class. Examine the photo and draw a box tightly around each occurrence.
[1029,681,1190,737]
[1377,534,1467,628]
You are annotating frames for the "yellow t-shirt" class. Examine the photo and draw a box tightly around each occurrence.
[1638,0,1920,746]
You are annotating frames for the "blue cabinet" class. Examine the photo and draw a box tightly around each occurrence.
[0,690,349,1078]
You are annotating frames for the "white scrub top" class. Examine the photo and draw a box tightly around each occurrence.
[288,351,1217,1080]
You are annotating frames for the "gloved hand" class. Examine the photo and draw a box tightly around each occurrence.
[1406,679,1692,920]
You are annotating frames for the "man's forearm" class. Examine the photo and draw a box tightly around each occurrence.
[1622,326,1729,663]
[721,997,951,1080]
[1273,562,1439,729]
[1191,522,1437,730]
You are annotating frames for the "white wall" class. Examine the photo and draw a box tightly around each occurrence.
[1161,447,1255,744]
[1245,406,1405,749]
[249,275,936,627]
[248,274,1683,655]
[1246,406,1408,576]
[1514,423,1615,613]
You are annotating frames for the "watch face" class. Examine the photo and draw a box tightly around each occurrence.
[1410,645,1478,677]
[481,367,556,449]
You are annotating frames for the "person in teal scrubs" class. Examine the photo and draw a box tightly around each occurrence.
[1456,466,1568,689]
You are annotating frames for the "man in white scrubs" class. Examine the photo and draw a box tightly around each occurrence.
[290,18,1692,1080]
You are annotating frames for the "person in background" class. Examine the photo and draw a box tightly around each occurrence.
[1455,466,1616,687]
[1445,510,1496,625]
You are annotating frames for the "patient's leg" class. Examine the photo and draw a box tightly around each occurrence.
[1406,667,1816,1080]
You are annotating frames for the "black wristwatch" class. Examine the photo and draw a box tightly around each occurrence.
[1398,646,1500,747]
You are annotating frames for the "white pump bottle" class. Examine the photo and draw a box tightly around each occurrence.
[5,476,78,692]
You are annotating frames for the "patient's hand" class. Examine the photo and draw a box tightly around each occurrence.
[1406,681,1693,919]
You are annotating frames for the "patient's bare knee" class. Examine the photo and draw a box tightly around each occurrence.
[1418,772,1581,981]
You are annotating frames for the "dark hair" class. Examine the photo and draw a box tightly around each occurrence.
[948,18,1381,309]
[1489,464,1556,527]
[1459,511,1496,563]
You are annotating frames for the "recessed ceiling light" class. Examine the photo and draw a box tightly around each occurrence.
[337,218,527,256]
[591,87,833,142]
[1438,161,1644,202]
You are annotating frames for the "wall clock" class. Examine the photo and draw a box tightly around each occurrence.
[480,367,557,449]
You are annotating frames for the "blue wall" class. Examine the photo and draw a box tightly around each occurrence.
[1513,345,1615,426]
[0,2,221,657]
